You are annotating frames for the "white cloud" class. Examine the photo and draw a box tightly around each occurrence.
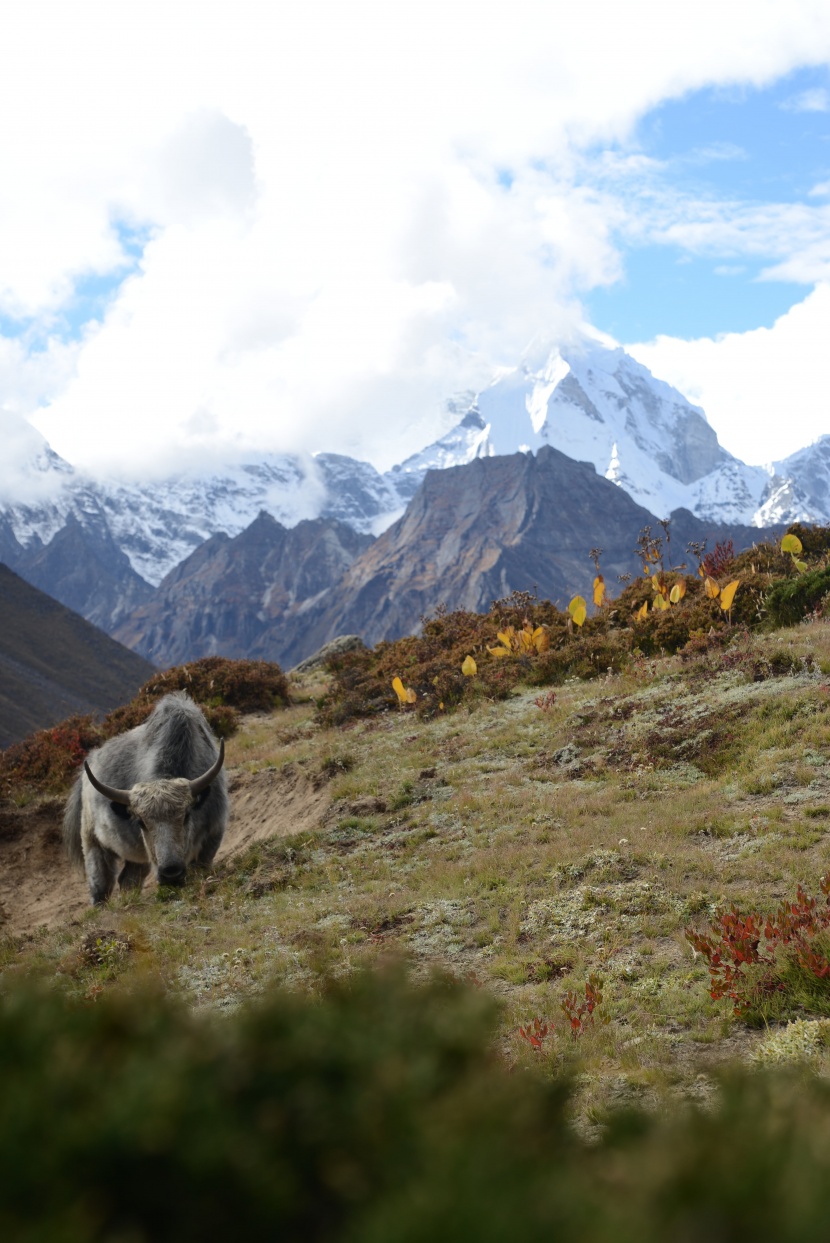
[5,0,830,477]
[782,86,830,111]
[627,283,830,465]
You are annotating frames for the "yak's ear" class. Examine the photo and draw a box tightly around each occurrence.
[193,787,211,810]
[109,801,133,821]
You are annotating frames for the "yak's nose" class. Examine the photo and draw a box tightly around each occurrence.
[158,863,186,886]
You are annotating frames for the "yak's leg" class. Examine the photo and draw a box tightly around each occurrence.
[194,824,224,871]
[119,861,151,892]
[83,841,120,906]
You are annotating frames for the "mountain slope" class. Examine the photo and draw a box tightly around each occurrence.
[13,514,154,632]
[0,565,155,747]
[110,447,783,671]
[113,514,374,667]
[0,337,822,629]
[289,446,782,660]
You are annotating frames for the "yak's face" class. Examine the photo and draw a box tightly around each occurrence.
[84,738,224,887]
[126,779,197,885]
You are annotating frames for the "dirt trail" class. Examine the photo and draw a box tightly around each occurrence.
[0,763,330,938]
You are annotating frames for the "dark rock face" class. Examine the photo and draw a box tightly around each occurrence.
[0,564,155,747]
[111,448,781,671]
[292,447,655,652]
[113,513,374,668]
[14,514,154,632]
[289,446,782,659]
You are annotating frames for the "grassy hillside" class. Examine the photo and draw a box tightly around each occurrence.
[0,563,155,747]
[3,537,830,1236]
[4,615,830,1087]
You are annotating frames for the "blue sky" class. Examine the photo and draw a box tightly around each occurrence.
[587,67,830,340]
[2,1,830,483]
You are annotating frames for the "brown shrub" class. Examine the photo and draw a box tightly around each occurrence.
[0,657,289,799]
[102,657,289,735]
[0,715,105,798]
[702,539,736,579]
[318,594,634,724]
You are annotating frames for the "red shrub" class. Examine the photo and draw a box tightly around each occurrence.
[702,540,736,579]
[0,715,105,797]
[686,875,830,1017]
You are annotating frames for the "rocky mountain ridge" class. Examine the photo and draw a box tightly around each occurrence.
[0,336,823,649]
[113,446,784,671]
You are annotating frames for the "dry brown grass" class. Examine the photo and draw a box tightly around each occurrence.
[4,618,830,1113]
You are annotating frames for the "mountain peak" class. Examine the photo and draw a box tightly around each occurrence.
[1,338,826,606]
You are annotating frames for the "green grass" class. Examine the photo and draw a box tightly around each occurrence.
[4,620,830,1105]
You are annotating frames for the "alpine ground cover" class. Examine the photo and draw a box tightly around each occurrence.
[3,528,830,1233]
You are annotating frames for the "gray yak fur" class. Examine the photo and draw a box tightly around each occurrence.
[64,692,228,905]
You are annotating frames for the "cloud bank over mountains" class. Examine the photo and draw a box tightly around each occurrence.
[3,1,830,488]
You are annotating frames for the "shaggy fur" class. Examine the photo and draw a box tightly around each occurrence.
[64,693,228,905]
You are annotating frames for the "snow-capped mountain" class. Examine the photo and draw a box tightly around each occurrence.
[375,337,828,532]
[0,336,826,600]
[422,338,812,528]
[0,444,399,586]
[387,392,491,502]
[756,435,830,528]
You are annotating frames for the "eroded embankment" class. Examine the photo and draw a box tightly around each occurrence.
[0,763,330,937]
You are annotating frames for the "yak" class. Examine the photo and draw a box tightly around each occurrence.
[64,692,229,905]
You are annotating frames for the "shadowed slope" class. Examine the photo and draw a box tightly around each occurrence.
[0,564,155,747]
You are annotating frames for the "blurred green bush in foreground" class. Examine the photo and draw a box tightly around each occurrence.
[3,967,830,1241]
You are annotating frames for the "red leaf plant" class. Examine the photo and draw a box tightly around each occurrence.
[561,973,605,1038]
[686,875,830,1016]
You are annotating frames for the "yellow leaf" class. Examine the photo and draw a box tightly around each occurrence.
[518,629,533,652]
[487,645,511,659]
[794,558,808,573]
[636,600,648,620]
[670,580,687,604]
[462,655,477,677]
[405,688,417,703]
[704,576,720,599]
[593,575,605,607]
[439,702,444,710]
[571,605,587,627]
[781,533,803,555]
[497,629,515,649]
[533,628,550,653]
[653,593,669,611]
[719,579,740,612]
[651,576,662,592]
[392,677,408,704]
[568,595,587,618]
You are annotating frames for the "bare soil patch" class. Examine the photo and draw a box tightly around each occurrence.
[218,764,331,860]
[0,763,331,937]
[0,798,88,936]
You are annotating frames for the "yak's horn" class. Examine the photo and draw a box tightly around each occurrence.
[84,762,131,806]
[189,739,225,796]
